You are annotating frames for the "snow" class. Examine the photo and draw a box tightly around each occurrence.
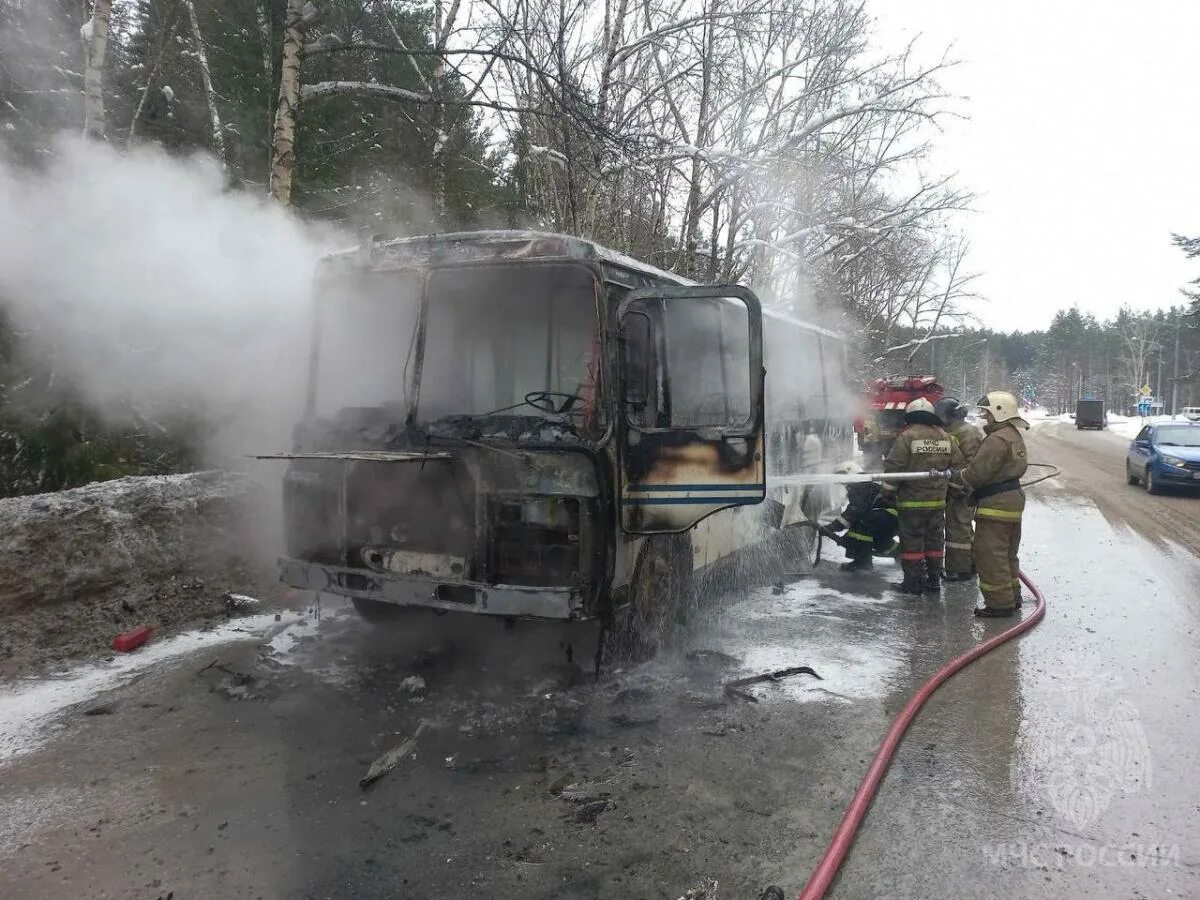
[79,20,93,43]
[1107,414,1185,440]
[528,144,567,169]
[0,611,312,763]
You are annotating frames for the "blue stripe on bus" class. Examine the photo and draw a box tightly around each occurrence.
[627,483,766,492]
[621,496,762,506]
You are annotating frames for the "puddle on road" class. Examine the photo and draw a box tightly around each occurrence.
[690,577,910,704]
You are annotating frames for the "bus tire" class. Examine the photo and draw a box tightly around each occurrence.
[612,535,693,660]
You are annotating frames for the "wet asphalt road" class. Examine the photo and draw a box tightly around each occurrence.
[2,418,1199,900]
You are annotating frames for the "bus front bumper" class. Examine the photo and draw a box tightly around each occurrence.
[278,557,587,620]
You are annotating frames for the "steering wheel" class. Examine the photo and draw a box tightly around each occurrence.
[524,390,582,415]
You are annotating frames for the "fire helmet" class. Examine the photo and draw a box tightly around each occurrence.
[905,397,936,416]
[833,460,863,476]
[934,397,968,424]
[977,390,1021,423]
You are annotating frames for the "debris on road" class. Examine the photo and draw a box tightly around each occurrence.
[82,703,116,716]
[400,675,427,695]
[609,709,661,727]
[680,691,727,710]
[557,782,612,804]
[724,665,822,702]
[677,876,719,899]
[360,721,428,788]
[547,772,576,795]
[685,649,741,668]
[575,798,614,824]
[198,659,266,701]
[112,626,154,653]
[224,592,261,612]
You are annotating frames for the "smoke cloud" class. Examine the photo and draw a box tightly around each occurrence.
[0,136,343,464]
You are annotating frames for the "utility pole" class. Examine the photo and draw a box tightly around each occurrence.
[1157,350,1163,413]
[1172,318,1181,417]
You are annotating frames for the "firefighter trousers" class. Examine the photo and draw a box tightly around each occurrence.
[944,495,976,574]
[844,508,899,560]
[897,505,945,577]
[973,516,1021,610]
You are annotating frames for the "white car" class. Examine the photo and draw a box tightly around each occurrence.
[1183,407,1200,423]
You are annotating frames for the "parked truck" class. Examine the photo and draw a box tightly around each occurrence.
[1075,398,1106,430]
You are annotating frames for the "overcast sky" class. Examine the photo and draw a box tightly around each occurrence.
[873,0,1200,332]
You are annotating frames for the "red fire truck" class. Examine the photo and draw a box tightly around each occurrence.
[855,375,944,469]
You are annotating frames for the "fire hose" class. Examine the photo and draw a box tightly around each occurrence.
[764,464,1057,899]
[793,571,1046,899]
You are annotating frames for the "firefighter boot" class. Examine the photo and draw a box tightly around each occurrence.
[840,540,874,573]
[896,560,925,595]
[923,557,943,594]
[840,555,874,573]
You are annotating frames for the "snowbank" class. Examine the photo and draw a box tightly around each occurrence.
[0,472,282,675]
[1107,414,1187,440]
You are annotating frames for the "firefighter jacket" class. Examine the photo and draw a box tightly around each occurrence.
[947,419,984,463]
[883,420,964,509]
[836,480,892,529]
[957,420,1029,519]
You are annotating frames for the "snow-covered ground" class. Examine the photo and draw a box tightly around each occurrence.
[0,608,319,762]
[1023,406,1196,440]
[1105,413,1195,440]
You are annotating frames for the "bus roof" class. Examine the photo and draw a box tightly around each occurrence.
[321,229,845,341]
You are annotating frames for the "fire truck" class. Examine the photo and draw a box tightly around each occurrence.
[855,375,944,470]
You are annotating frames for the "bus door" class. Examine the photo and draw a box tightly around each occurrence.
[617,285,765,533]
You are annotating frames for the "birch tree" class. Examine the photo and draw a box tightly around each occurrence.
[82,0,114,139]
[182,0,226,166]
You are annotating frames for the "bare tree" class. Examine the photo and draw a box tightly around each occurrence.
[182,0,227,166]
[82,0,114,139]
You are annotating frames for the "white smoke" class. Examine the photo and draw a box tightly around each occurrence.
[0,136,344,464]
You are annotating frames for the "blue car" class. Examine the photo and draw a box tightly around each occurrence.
[1126,423,1200,494]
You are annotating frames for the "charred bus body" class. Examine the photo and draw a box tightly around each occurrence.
[269,231,850,652]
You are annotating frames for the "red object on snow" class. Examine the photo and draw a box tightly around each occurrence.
[112,626,154,652]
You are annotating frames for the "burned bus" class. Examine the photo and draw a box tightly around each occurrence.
[266,231,850,658]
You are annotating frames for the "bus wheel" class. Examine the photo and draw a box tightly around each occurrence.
[614,537,692,660]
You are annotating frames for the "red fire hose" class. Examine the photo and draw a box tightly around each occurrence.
[796,570,1047,900]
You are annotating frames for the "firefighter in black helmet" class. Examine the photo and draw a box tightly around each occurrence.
[826,460,899,572]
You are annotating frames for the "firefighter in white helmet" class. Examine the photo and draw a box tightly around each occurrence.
[952,390,1029,617]
[881,397,965,594]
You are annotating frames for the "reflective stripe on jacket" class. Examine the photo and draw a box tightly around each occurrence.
[961,421,1028,518]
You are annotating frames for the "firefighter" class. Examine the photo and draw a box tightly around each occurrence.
[882,398,965,594]
[826,461,899,572]
[954,390,1029,617]
[934,397,985,582]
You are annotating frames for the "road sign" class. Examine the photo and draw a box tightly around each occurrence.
[1138,400,1152,416]
[1139,384,1153,397]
